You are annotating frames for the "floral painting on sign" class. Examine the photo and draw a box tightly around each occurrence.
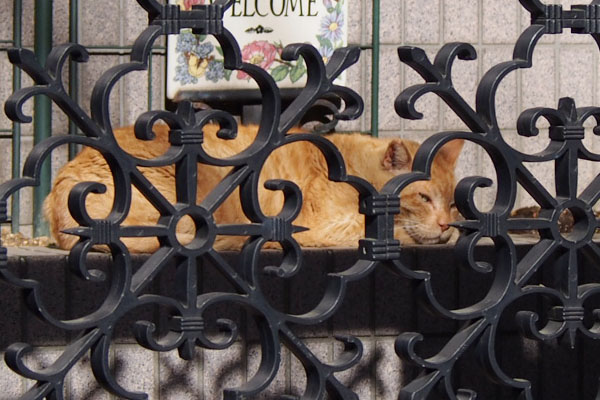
[167,0,347,97]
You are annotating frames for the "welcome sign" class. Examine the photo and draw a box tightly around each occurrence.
[166,0,348,100]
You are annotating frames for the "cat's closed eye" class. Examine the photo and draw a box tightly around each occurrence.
[419,193,431,203]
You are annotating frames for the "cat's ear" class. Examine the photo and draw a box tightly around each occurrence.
[382,140,412,171]
[438,139,464,167]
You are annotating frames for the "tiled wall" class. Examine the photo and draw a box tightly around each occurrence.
[2,1,600,235]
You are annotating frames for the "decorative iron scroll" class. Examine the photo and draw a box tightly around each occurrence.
[392,0,600,398]
[1,0,600,398]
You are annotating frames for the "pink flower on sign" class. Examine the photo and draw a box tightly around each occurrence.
[237,41,279,80]
[178,0,204,11]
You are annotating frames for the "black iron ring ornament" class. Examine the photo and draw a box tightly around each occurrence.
[1,0,600,398]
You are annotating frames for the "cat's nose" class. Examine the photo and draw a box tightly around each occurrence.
[439,222,449,232]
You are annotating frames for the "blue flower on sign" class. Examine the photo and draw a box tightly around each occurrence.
[320,10,344,43]
[175,64,198,85]
[206,61,225,82]
[319,45,334,64]
[193,42,214,59]
[176,32,197,54]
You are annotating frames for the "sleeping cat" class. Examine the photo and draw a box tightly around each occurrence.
[45,124,463,252]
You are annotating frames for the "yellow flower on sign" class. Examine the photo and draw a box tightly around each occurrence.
[188,54,209,77]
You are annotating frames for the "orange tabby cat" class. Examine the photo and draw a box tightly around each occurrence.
[45,124,462,252]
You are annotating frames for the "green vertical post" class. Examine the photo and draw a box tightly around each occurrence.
[68,0,79,159]
[33,0,53,236]
[11,0,23,233]
[371,0,380,137]
[148,53,154,111]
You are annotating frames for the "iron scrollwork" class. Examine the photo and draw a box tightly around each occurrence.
[392,0,600,398]
[0,0,376,398]
[2,0,600,398]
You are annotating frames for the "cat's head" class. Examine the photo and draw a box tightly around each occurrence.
[381,138,464,245]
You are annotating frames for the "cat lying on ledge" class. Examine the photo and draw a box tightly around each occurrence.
[44,124,463,252]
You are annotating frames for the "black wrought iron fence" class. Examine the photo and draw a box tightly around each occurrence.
[0,1,382,239]
[0,0,167,238]
[3,0,600,398]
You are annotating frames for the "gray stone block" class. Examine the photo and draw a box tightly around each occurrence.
[21,1,34,48]
[378,46,402,132]
[475,146,499,211]
[203,342,244,399]
[18,136,34,227]
[338,49,371,133]
[0,1,13,42]
[347,0,369,46]
[0,53,15,132]
[52,0,70,45]
[66,354,110,400]
[380,0,402,45]
[441,53,478,131]
[454,140,483,204]
[22,348,62,394]
[443,0,479,43]
[289,339,330,397]
[122,70,151,126]
[122,0,154,46]
[247,343,288,399]
[481,46,518,130]
[559,46,594,105]
[333,338,374,399]
[0,351,24,399]
[405,0,440,44]
[79,56,122,126]
[521,45,556,111]
[150,55,166,112]
[402,48,441,132]
[482,0,519,44]
[79,1,121,47]
[375,338,404,400]
[159,349,202,399]
[114,345,158,399]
